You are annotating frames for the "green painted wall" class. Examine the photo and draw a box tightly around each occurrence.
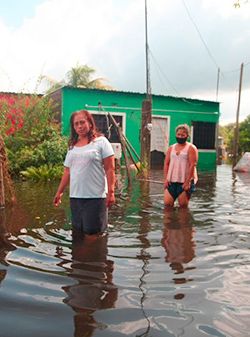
[197,151,217,171]
[59,87,219,170]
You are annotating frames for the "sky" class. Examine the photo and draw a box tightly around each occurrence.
[0,0,249,125]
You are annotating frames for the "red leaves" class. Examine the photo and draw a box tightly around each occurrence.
[0,93,34,136]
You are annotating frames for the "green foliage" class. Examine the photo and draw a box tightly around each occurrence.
[6,130,68,176]
[220,114,250,155]
[219,123,235,154]
[38,75,65,94]
[234,0,249,8]
[20,164,64,181]
[2,94,68,177]
[66,64,96,87]
[20,96,54,137]
[239,115,250,153]
[42,63,113,94]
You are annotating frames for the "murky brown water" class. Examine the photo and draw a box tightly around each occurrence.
[0,164,249,337]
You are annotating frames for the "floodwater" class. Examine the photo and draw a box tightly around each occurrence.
[0,164,249,337]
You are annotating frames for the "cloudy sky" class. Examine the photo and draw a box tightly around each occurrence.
[0,0,249,125]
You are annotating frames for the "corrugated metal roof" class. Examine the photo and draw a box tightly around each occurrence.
[0,88,219,105]
[0,91,42,97]
[57,86,219,105]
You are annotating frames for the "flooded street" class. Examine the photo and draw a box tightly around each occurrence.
[0,164,249,337]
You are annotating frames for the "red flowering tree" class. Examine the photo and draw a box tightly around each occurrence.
[0,92,67,177]
[0,93,42,137]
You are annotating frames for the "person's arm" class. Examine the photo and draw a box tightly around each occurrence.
[103,155,116,208]
[53,167,70,206]
[163,147,171,188]
[183,145,198,191]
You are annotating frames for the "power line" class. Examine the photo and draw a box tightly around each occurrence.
[222,60,250,74]
[149,49,205,105]
[181,0,220,70]
[149,49,180,96]
[182,1,249,75]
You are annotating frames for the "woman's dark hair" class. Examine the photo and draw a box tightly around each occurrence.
[68,110,101,148]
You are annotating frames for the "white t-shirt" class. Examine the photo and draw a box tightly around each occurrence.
[64,136,114,198]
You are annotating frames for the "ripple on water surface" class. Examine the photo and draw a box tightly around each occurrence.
[0,164,250,337]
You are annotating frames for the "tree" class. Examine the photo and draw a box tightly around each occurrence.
[239,114,250,153]
[0,93,68,176]
[219,114,250,157]
[66,64,107,88]
[0,135,15,205]
[42,63,113,93]
[219,123,234,154]
[39,76,65,94]
[233,0,249,8]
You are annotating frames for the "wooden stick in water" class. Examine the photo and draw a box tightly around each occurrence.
[137,178,164,184]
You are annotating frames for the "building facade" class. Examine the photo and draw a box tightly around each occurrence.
[50,86,220,170]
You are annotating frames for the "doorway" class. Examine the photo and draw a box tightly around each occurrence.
[151,116,169,169]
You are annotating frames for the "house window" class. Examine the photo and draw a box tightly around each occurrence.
[93,114,123,143]
[192,121,216,149]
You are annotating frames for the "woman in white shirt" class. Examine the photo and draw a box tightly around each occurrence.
[53,110,116,237]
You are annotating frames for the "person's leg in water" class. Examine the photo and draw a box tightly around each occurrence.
[178,181,196,208]
[70,198,108,240]
[164,182,183,208]
[164,188,175,208]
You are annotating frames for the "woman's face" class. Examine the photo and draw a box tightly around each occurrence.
[73,113,91,137]
[176,128,188,144]
[176,129,188,139]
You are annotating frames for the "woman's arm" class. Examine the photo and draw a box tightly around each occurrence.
[53,167,70,206]
[183,145,198,190]
[103,155,116,208]
[163,147,171,188]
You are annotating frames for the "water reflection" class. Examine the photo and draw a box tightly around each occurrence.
[0,208,8,244]
[0,165,250,337]
[0,209,8,285]
[137,180,152,252]
[60,234,118,337]
[162,208,195,300]
[136,181,152,337]
[0,208,16,262]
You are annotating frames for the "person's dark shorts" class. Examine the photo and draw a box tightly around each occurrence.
[70,198,108,235]
[167,181,196,201]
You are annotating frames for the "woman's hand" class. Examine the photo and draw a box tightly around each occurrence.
[164,179,170,189]
[182,181,191,191]
[106,191,115,208]
[53,192,63,207]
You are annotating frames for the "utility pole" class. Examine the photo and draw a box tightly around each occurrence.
[145,0,151,99]
[233,62,244,167]
[141,0,152,174]
[215,67,220,163]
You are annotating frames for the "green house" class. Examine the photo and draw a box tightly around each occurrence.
[50,86,220,171]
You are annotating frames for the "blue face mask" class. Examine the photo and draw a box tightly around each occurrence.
[176,137,188,144]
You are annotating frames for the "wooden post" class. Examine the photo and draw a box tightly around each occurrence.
[0,136,15,206]
[107,112,132,184]
[141,0,152,177]
[233,62,244,167]
[116,125,132,184]
[0,159,5,207]
[141,99,152,175]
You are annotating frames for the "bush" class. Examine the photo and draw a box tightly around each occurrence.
[7,131,68,176]
[20,164,64,181]
[1,94,68,177]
